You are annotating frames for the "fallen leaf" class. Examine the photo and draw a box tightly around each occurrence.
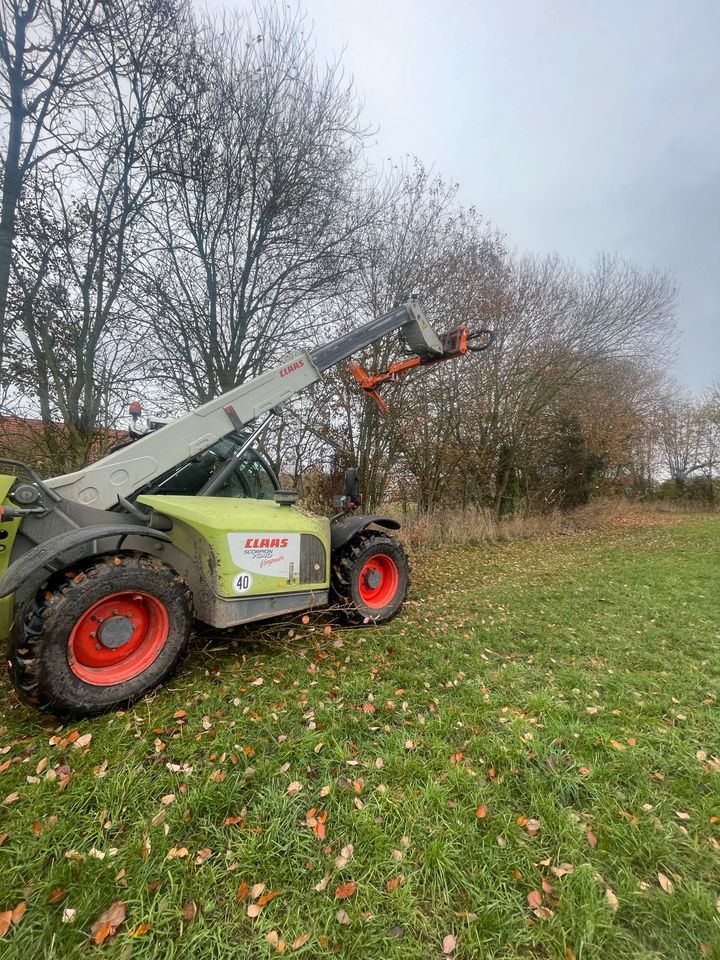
[249,883,266,900]
[301,615,310,625]
[257,890,280,907]
[90,901,126,945]
[195,847,213,866]
[675,811,691,821]
[49,887,67,904]
[657,872,674,895]
[386,874,404,892]
[74,733,92,749]
[246,903,263,919]
[166,846,189,860]
[131,922,151,937]
[335,843,354,868]
[475,804,488,819]
[527,890,543,909]
[442,933,457,955]
[335,881,357,900]
[550,863,574,879]
[182,901,197,920]
[292,932,311,949]
[387,925,404,939]
[586,827,598,848]
[610,740,625,751]
[236,882,249,901]
[287,781,303,797]
[160,794,176,806]
[62,908,76,924]
[173,710,187,719]
[3,792,19,805]
[336,908,350,925]
[0,912,11,937]
[605,888,619,912]
[314,871,331,892]
[525,818,541,836]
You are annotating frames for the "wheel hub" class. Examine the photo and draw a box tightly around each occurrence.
[98,615,135,649]
[363,567,382,589]
[68,591,170,686]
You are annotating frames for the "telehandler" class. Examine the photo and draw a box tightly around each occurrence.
[0,302,490,716]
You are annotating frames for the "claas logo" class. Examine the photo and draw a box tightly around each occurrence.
[245,537,289,549]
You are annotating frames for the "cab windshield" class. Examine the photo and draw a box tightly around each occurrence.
[143,436,278,500]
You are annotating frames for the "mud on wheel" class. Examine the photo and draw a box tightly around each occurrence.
[331,531,410,624]
[8,555,192,718]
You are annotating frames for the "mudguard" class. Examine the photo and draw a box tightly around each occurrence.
[0,524,171,598]
[330,515,401,553]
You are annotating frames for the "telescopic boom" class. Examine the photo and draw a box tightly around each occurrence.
[45,301,485,510]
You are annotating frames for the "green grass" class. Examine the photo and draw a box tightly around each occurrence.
[1,514,719,959]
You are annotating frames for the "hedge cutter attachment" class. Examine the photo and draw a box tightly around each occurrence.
[348,324,494,412]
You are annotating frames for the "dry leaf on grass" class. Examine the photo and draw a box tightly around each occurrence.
[335,843,353,868]
[334,881,356,900]
[166,846,188,859]
[90,901,126,945]
[11,903,26,923]
[386,874,404,892]
[475,804,488,819]
[314,872,331,892]
[292,932,311,949]
[442,933,457,955]
[657,872,674,895]
[605,888,619,912]
[527,890,543,909]
[0,911,13,938]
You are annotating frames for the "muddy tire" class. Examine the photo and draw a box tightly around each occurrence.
[331,531,410,624]
[8,555,192,718]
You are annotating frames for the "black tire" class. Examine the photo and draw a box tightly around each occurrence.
[8,555,192,718]
[331,531,410,624]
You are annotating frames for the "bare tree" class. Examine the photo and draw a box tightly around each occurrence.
[6,0,193,469]
[0,0,103,379]
[135,4,378,406]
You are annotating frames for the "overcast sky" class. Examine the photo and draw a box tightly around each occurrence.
[296,0,719,392]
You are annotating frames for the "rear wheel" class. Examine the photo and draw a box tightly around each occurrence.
[332,531,410,624]
[8,555,192,718]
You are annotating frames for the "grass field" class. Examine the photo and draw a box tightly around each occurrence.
[1,514,719,959]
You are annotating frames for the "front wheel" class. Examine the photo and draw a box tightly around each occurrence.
[331,532,410,624]
[8,555,192,718]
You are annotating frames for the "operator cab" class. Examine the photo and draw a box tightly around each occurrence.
[136,433,279,501]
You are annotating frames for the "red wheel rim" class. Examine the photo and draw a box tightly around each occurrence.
[68,591,169,686]
[358,553,400,608]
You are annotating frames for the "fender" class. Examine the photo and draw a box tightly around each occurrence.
[330,515,401,554]
[0,524,171,599]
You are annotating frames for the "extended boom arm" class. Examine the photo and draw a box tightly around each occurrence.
[46,302,485,510]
